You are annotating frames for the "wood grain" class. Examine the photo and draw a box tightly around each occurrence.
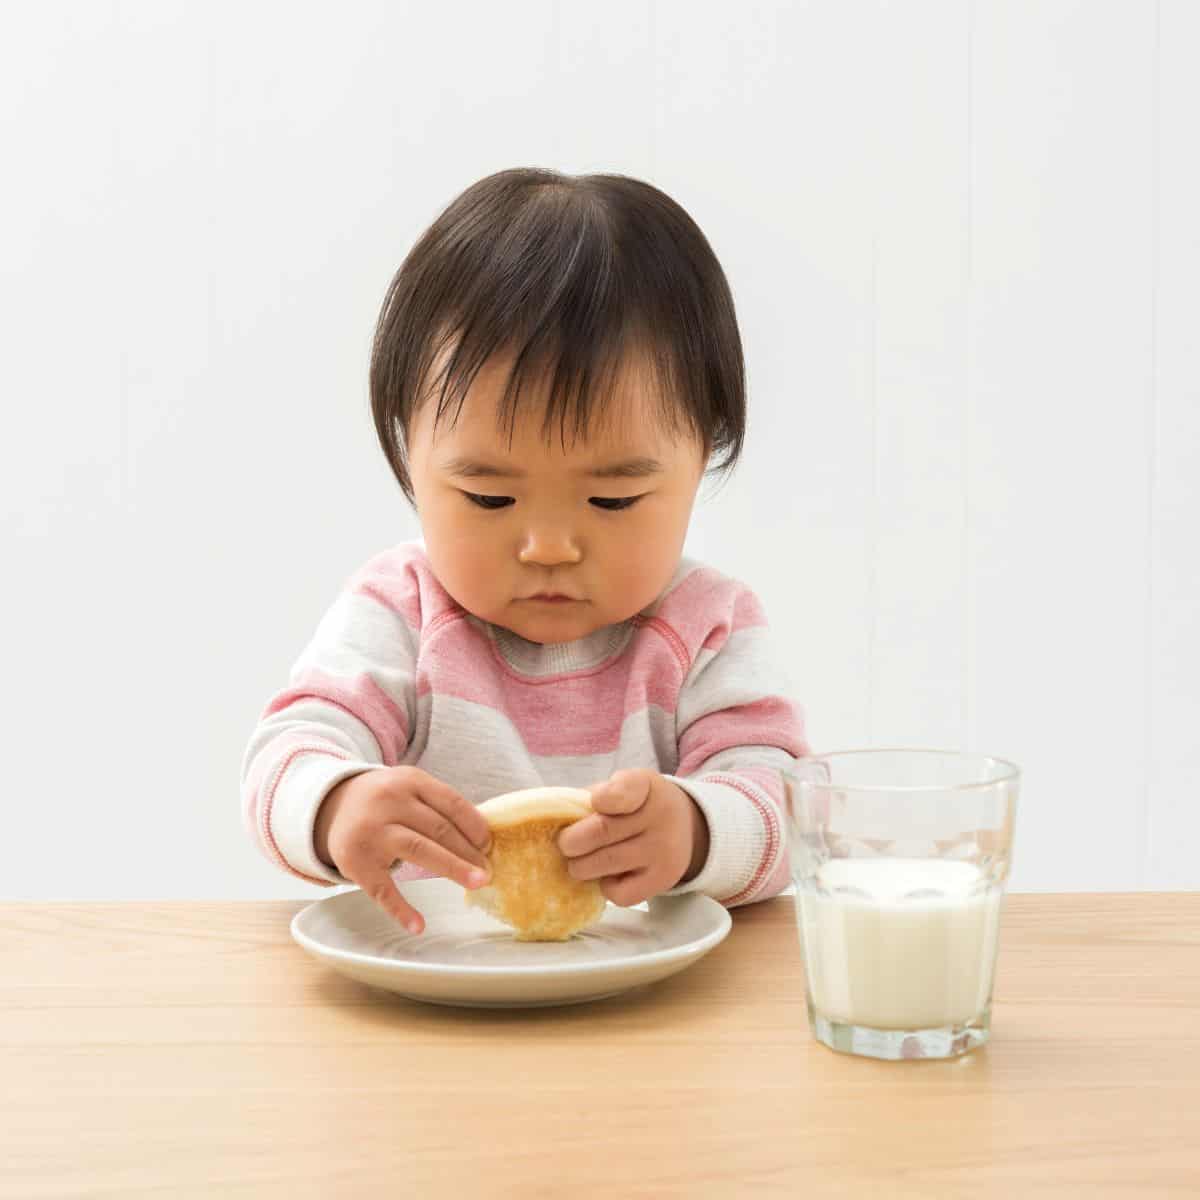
[2,893,1197,1199]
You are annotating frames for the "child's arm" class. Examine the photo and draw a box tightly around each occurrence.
[239,569,418,887]
[658,589,810,908]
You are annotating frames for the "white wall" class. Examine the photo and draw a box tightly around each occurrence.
[2,1,1196,899]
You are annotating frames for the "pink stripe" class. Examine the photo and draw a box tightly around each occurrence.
[739,763,794,901]
[356,579,422,631]
[656,567,768,657]
[728,767,792,903]
[264,668,409,764]
[349,543,461,631]
[632,615,689,672]
[730,764,786,801]
[242,730,312,837]
[243,736,348,886]
[415,617,684,757]
[677,696,810,776]
[751,839,793,903]
[704,772,783,907]
[243,746,276,838]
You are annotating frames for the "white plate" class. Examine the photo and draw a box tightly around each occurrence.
[291,876,733,1008]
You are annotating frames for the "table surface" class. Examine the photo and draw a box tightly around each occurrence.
[3,892,1198,1199]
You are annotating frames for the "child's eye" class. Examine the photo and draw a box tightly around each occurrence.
[463,492,514,510]
[589,495,645,511]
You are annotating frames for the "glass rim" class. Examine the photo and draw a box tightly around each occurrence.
[789,746,1021,794]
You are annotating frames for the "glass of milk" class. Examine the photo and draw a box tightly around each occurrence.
[782,749,1020,1060]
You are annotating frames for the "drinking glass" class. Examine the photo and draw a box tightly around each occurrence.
[781,749,1020,1060]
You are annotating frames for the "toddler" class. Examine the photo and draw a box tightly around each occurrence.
[240,167,810,935]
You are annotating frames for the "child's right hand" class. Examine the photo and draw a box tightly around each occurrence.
[313,766,492,934]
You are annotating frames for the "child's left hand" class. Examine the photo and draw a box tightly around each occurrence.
[556,769,710,906]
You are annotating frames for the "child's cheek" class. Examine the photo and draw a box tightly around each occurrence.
[611,505,688,592]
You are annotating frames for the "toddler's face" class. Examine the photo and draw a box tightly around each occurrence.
[407,349,707,645]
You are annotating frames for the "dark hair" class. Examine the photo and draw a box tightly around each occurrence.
[369,167,746,502]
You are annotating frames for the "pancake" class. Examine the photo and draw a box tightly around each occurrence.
[464,786,607,941]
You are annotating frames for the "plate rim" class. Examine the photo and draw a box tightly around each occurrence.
[290,880,733,977]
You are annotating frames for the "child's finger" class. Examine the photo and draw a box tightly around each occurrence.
[565,833,648,882]
[381,826,491,895]
[557,813,602,857]
[558,808,647,857]
[402,800,490,871]
[358,864,428,934]
[407,771,492,853]
[600,868,655,908]
[588,769,653,816]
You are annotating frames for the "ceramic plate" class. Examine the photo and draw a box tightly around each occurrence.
[291,876,732,1008]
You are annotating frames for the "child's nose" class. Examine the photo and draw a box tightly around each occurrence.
[517,525,583,566]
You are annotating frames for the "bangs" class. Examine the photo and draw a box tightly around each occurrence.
[422,318,689,453]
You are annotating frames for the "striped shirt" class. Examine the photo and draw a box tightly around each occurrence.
[240,541,810,906]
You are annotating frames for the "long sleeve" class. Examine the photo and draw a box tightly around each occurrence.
[658,586,810,907]
[239,567,419,886]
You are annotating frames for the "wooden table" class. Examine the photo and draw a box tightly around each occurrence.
[3,893,1198,1198]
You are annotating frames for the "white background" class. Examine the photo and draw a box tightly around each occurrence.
[3,1,1196,899]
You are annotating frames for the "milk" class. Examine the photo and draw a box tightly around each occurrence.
[795,857,1003,1030]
